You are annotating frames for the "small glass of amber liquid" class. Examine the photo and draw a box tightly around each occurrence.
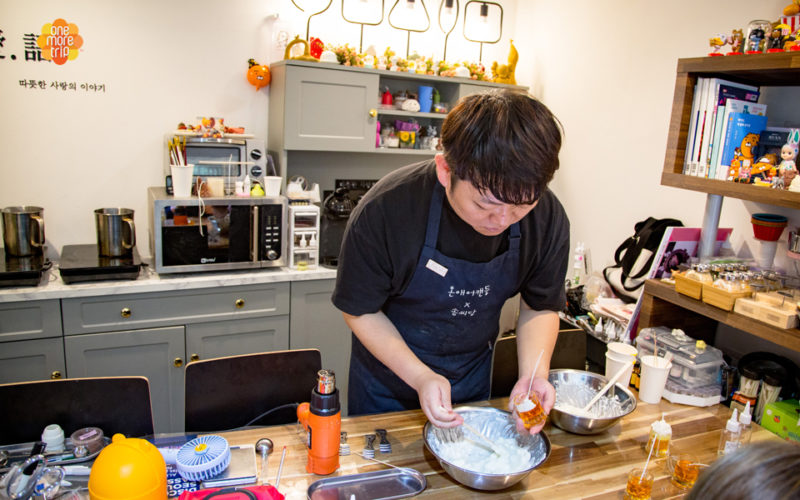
[513,392,547,429]
[624,468,653,500]
[670,454,701,489]
[645,428,671,458]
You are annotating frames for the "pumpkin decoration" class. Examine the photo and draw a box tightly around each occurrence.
[246,58,271,90]
[309,37,324,59]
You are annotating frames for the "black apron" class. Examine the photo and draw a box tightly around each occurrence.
[348,183,522,415]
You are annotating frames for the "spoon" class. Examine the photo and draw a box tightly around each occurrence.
[578,360,633,416]
[255,438,273,486]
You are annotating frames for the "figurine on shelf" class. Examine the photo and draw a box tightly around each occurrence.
[727,29,744,55]
[709,34,727,56]
[492,40,519,84]
[777,130,800,189]
[784,0,800,16]
[766,24,788,52]
[729,133,760,182]
[744,20,772,53]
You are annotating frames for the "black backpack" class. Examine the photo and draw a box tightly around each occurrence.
[603,217,683,301]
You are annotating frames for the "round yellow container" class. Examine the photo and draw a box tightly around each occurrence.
[89,433,167,500]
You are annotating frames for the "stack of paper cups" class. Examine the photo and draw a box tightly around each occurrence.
[605,342,637,388]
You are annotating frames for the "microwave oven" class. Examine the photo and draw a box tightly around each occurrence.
[164,135,274,194]
[148,187,287,274]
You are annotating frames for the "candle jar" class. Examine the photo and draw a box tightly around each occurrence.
[625,468,654,500]
[513,392,547,429]
[645,417,672,458]
[669,454,704,489]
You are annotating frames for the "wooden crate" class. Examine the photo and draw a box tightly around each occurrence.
[701,284,751,311]
[734,297,799,329]
[674,272,703,300]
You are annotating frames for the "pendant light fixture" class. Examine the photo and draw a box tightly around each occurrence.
[463,1,502,62]
[290,0,333,41]
[438,0,459,61]
[388,0,431,58]
[341,0,385,53]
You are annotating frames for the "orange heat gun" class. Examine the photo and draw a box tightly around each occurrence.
[297,369,341,475]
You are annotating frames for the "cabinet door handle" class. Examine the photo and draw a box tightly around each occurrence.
[173,357,184,367]
[369,108,377,118]
[190,353,200,362]
[121,307,132,318]
[50,370,62,379]
[235,298,245,309]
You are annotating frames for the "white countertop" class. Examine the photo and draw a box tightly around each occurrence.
[0,262,337,303]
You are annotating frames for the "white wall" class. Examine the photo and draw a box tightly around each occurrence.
[513,0,799,276]
[0,0,517,258]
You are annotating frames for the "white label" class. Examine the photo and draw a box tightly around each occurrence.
[425,259,448,277]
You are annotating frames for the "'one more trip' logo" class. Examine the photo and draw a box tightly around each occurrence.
[36,19,83,65]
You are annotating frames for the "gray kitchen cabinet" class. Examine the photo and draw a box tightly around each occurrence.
[58,283,291,433]
[0,299,65,384]
[61,283,290,335]
[0,299,62,342]
[268,60,528,190]
[289,278,351,415]
[270,64,379,152]
[0,338,66,384]
[185,315,289,362]
[64,326,185,435]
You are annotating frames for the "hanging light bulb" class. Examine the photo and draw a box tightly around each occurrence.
[438,0,459,61]
[462,0,502,62]
[388,0,430,57]
[444,0,455,14]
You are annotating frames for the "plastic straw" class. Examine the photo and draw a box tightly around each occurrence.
[641,431,656,480]
[275,445,286,490]
[525,350,544,399]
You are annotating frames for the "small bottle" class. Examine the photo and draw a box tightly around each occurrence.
[243,175,252,197]
[717,408,741,456]
[646,414,672,458]
[738,401,752,445]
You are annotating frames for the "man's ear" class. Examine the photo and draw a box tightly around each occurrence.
[434,154,451,189]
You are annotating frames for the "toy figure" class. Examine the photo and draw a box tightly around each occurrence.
[745,28,766,53]
[784,0,800,15]
[246,58,271,90]
[777,130,800,189]
[491,40,519,84]
[728,132,760,182]
[709,34,727,56]
[727,29,744,54]
[750,153,778,182]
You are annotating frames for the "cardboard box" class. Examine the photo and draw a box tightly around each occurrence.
[760,399,800,443]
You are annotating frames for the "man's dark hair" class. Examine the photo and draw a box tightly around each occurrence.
[440,89,562,205]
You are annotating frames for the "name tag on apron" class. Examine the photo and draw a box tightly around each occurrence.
[425,258,448,277]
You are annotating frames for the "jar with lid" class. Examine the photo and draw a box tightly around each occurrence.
[754,373,783,424]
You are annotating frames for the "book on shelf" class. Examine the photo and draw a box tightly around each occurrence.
[684,78,760,178]
[717,101,769,181]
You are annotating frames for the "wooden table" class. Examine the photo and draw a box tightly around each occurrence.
[222,397,779,500]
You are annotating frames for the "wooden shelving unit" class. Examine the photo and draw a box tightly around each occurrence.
[662,52,800,209]
[646,53,800,354]
[639,279,800,353]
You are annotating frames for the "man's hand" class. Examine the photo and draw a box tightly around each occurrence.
[507,376,555,435]
[414,372,464,428]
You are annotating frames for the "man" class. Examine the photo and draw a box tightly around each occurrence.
[332,89,569,434]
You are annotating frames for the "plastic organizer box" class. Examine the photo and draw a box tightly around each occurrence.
[636,327,724,388]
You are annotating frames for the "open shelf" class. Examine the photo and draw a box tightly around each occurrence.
[638,279,800,353]
[662,52,800,209]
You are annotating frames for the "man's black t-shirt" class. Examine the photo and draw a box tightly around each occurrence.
[332,160,570,315]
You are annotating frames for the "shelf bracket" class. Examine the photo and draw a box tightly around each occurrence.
[699,193,724,260]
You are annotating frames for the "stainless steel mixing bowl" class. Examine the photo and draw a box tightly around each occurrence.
[548,369,637,435]
[422,406,551,491]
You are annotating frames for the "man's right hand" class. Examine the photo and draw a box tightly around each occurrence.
[415,372,463,428]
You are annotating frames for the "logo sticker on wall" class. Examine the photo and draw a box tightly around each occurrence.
[36,18,83,65]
